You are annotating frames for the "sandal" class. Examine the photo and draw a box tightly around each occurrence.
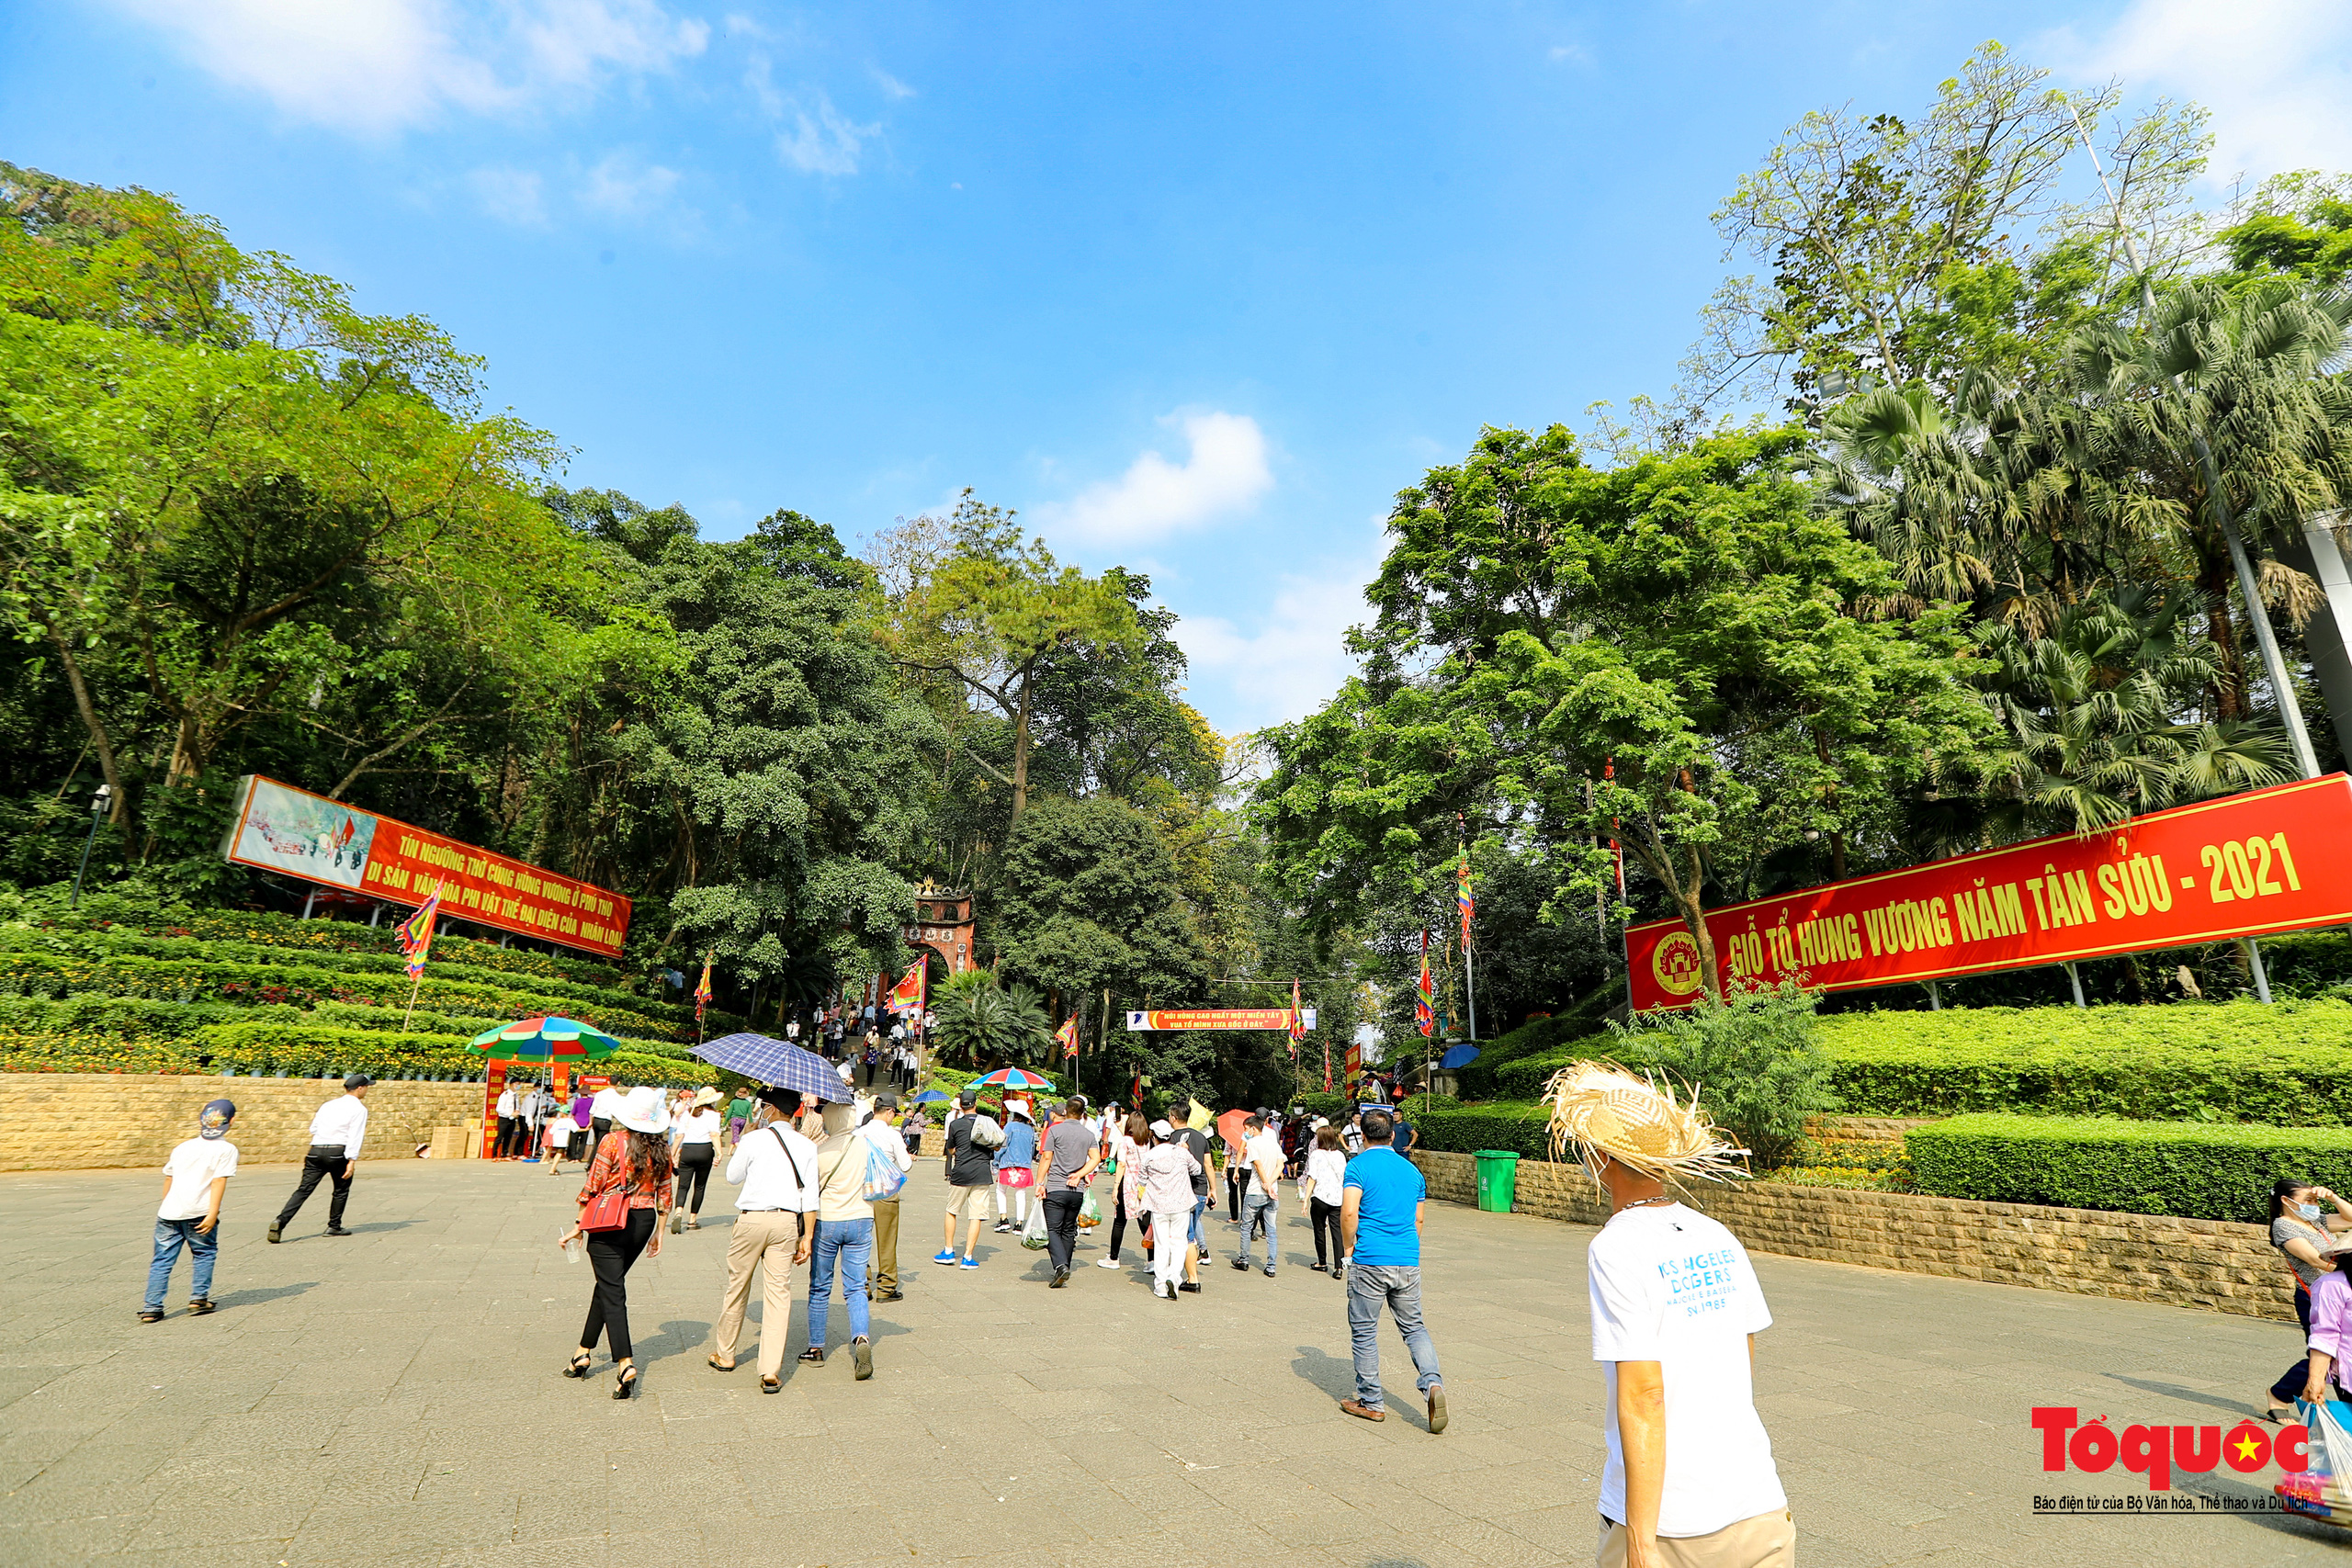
[707,1353,737,1373]
[561,1350,593,1379]
[137,1309,164,1324]
[760,1375,781,1394]
[613,1365,639,1400]
[797,1347,825,1365]
[2264,1404,2299,1425]
[187,1299,216,1315]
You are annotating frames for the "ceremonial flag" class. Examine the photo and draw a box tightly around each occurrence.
[887,963,926,1016]
[1456,855,1475,953]
[397,882,444,981]
[1055,1012,1080,1059]
[1414,931,1436,1039]
[692,953,714,1026]
[1287,977,1306,1059]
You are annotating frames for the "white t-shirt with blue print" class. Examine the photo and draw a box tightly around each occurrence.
[1589,1202,1786,1538]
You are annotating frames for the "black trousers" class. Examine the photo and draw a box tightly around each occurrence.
[677,1145,714,1214]
[1043,1188,1084,1274]
[581,1208,655,1360]
[1107,1187,1132,1261]
[495,1116,518,1156]
[2274,1287,2318,1404]
[1311,1197,1344,1268]
[1226,1164,1243,1223]
[276,1145,353,1229]
[591,1118,612,1145]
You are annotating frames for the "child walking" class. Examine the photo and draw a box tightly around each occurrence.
[142,1099,239,1323]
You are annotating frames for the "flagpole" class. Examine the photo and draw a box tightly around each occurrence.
[403,973,421,1030]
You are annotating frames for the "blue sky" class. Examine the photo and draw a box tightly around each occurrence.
[7,1,2350,734]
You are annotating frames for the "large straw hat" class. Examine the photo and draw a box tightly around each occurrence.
[613,1085,672,1135]
[1543,1060,1747,1184]
[691,1086,724,1111]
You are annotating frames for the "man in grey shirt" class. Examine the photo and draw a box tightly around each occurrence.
[1038,1099,1102,1288]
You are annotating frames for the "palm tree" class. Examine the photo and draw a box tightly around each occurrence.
[928,969,1052,1069]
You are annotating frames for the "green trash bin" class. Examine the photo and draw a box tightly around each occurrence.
[1473,1149,1520,1213]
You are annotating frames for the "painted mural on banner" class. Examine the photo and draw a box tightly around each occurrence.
[1624,774,2352,1012]
[220,775,631,960]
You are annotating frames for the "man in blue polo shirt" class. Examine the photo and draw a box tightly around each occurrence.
[1340,1108,1445,1432]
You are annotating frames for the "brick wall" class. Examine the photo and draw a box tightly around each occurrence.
[1414,1148,2296,1324]
[0,1073,490,1171]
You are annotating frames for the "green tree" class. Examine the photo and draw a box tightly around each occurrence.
[994,794,1213,1017]
[1603,983,1834,1169]
[929,968,1052,1070]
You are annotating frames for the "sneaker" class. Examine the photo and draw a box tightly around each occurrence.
[1231,1258,1249,1271]
[1427,1384,1448,1434]
[1264,1267,1276,1278]
[1310,1263,1327,1273]
[876,1290,904,1303]
[266,1223,282,1244]
[958,1256,979,1269]
[853,1337,873,1381]
[325,1226,353,1237]
[1178,1281,1202,1293]
[1050,1269,1069,1289]
[1095,1258,1122,1269]
[992,1222,1014,1234]
[933,1250,958,1266]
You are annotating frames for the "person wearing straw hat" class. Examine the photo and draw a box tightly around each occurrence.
[1546,1061,1792,1568]
[560,1086,673,1400]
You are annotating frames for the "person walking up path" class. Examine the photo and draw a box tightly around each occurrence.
[935,1090,998,1269]
[268,1074,371,1243]
[992,1099,1038,1235]
[1097,1113,1149,1272]
[1140,1122,1204,1301]
[141,1099,237,1323]
[1550,1061,1792,1567]
[670,1088,725,1231]
[710,1091,818,1393]
[1232,1113,1283,1277]
[1337,1107,1443,1429]
[560,1087,673,1400]
[859,1093,914,1302]
[1303,1123,1348,1276]
[1038,1099,1102,1287]
[804,1100,878,1379]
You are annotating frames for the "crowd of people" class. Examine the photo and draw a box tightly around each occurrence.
[131,1058,1803,1567]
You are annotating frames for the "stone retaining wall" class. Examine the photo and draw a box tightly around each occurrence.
[1413,1148,2295,1324]
[0,1073,488,1170]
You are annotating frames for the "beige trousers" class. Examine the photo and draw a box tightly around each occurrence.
[1598,1509,1793,1568]
[712,1210,802,1379]
[872,1198,899,1292]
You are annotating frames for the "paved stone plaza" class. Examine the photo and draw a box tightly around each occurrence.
[3,1155,2346,1567]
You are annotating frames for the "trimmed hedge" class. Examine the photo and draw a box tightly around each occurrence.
[0,1024,717,1089]
[1487,998,2352,1123]
[1408,1100,1556,1160]
[1907,1113,2352,1222]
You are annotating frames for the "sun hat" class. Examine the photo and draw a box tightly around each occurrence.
[1543,1060,1747,1184]
[613,1085,672,1135]
[691,1086,724,1111]
[198,1099,237,1139]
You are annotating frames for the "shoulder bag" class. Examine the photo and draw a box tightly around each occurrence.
[580,1148,634,1232]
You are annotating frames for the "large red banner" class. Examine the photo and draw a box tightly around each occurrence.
[221,774,631,959]
[1625,774,2352,1011]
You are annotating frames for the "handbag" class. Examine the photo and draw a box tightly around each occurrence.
[580,1181,632,1233]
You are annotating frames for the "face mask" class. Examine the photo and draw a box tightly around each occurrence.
[2300,1203,2324,1222]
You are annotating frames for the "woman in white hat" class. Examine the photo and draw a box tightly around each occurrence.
[560,1086,673,1399]
[670,1087,726,1231]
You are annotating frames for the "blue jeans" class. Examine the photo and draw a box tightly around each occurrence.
[1190,1193,1208,1248]
[1348,1263,1442,1409]
[1239,1192,1280,1270]
[146,1218,217,1309]
[808,1217,873,1349]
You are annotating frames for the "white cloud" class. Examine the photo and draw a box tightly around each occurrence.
[1546,42,1591,66]
[775,92,879,175]
[578,150,681,216]
[872,68,916,100]
[1041,412,1274,548]
[467,164,548,224]
[2074,0,2352,180]
[1177,550,1377,732]
[105,0,707,136]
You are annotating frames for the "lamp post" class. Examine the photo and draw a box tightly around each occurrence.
[70,783,111,909]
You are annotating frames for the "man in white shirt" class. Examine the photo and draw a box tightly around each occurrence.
[1555,1063,1792,1568]
[710,1090,820,1391]
[859,1093,916,1302]
[494,1082,520,1159]
[588,1079,627,1145]
[1232,1113,1285,1277]
[142,1098,238,1322]
[269,1075,372,1242]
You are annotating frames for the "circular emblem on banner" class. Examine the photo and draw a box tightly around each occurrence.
[1651,931,1704,997]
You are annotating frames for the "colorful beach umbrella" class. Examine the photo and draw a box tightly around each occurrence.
[970,1066,1056,1091]
[467,1015,624,1061]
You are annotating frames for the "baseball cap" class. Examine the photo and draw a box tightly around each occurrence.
[344,1073,374,1090]
[198,1099,237,1139]
[875,1092,901,1110]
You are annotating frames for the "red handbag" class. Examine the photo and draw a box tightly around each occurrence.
[580,1169,633,1232]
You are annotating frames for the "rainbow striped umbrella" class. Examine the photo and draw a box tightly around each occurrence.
[466,1015,624,1061]
[969,1066,1056,1091]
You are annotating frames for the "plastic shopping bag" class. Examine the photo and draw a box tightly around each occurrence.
[1077,1190,1102,1229]
[2282,1398,2352,1525]
[1021,1202,1050,1249]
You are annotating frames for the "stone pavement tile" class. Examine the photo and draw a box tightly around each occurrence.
[0,1510,147,1558]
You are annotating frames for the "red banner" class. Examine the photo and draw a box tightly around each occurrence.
[221,774,630,959]
[1125,1008,1305,1031]
[1625,774,2352,1011]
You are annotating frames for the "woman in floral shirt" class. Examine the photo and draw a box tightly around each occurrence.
[560,1088,674,1399]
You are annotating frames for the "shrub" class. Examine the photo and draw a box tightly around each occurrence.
[1456,1010,1606,1100]
[1907,1113,2352,1220]
[1408,1100,1556,1159]
[1592,984,1835,1168]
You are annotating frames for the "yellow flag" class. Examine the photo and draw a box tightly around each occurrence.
[1188,1098,1214,1131]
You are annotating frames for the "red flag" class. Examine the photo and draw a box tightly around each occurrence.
[1456,854,1475,953]
[1288,977,1305,1059]
[692,953,714,1025]
[887,963,926,1016]
[396,881,444,981]
[1414,931,1436,1039]
[1055,1013,1080,1059]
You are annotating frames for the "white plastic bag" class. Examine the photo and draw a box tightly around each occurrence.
[1021,1201,1050,1249]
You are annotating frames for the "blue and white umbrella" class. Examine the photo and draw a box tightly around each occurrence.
[691,1032,851,1102]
